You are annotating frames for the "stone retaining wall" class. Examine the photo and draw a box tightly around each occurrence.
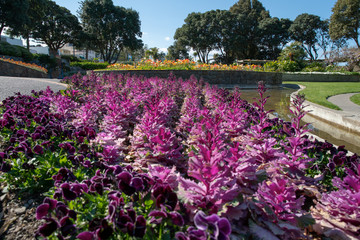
[282,72,360,82]
[92,70,282,88]
[0,60,47,78]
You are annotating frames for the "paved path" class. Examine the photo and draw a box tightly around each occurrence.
[0,76,67,101]
[328,93,360,113]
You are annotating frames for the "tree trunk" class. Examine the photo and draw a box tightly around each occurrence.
[49,48,58,58]
[355,37,360,49]
[0,23,4,37]
[26,37,30,52]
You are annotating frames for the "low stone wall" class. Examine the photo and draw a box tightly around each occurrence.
[282,72,360,82]
[0,60,47,78]
[92,70,282,88]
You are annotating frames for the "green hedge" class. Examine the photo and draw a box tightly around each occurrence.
[61,55,82,62]
[0,41,33,62]
[70,61,109,70]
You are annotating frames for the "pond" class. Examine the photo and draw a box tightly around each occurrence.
[239,84,360,155]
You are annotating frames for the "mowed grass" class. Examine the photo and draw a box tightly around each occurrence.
[283,81,360,110]
[350,93,360,106]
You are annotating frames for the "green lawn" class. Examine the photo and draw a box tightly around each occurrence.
[350,93,360,106]
[283,81,360,110]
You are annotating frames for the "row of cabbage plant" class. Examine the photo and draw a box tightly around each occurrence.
[0,72,359,239]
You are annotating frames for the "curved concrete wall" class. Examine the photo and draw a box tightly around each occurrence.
[93,70,282,88]
[0,60,47,78]
[290,86,360,135]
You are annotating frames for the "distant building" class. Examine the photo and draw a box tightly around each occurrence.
[30,46,49,55]
[60,43,97,60]
[1,35,23,47]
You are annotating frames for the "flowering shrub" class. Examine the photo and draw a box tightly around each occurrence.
[106,59,262,71]
[0,56,48,73]
[0,72,359,239]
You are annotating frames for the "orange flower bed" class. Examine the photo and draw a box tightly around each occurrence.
[106,59,262,71]
[0,57,48,74]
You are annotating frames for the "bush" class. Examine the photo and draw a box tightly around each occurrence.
[263,61,279,72]
[0,41,34,62]
[263,60,301,72]
[61,55,82,62]
[325,65,344,72]
[70,61,109,70]
[33,54,57,70]
[302,62,326,72]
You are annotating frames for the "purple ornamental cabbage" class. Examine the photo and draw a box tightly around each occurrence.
[313,164,360,238]
[255,178,304,224]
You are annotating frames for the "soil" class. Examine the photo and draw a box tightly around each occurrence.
[0,184,43,239]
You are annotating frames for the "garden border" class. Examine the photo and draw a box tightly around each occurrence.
[91,70,282,88]
[0,60,47,78]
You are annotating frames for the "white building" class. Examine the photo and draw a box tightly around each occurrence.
[60,43,97,60]
[30,46,49,55]
[1,35,23,46]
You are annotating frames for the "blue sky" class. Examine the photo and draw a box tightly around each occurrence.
[54,0,338,52]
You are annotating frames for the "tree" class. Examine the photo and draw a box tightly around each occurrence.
[79,0,143,64]
[229,0,271,59]
[330,0,360,48]
[279,42,307,63]
[258,17,292,60]
[208,10,246,64]
[0,0,28,36]
[145,47,160,60]
[174,12,216,63]
[7,0,48,51]
[32,0,81,57]
[289,13,325,61]
[166,40,189,60]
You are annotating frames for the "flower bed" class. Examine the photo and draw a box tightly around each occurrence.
[106,59,262,71]
[0,57,48,74]
[0,73,359,239]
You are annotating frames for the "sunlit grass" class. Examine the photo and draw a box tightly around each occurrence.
[350,93,360,106]
[283,81,360,110]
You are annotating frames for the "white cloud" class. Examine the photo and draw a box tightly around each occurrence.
[165,36,171,41]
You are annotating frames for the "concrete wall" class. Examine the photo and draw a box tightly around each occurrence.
[93,70,282,88]
[0,60,47,78]
[282,72,360,82]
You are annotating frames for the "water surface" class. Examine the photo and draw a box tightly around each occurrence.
[239,85,360,155]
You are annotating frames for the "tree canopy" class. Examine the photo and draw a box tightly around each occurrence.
[174,12,216,63]
[32,0,81,57]
[0,0,28,35]
[174,0,292,63]
[7,0,48,51]
[79,0,143,64]
[289,13,326,61]
[229,0,271,59]
[166,40,190,60]
[329,0,360,48]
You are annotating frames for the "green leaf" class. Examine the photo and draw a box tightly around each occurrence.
[296,214,315,228]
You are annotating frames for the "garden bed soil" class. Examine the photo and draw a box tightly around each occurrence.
[0,181,42,239]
